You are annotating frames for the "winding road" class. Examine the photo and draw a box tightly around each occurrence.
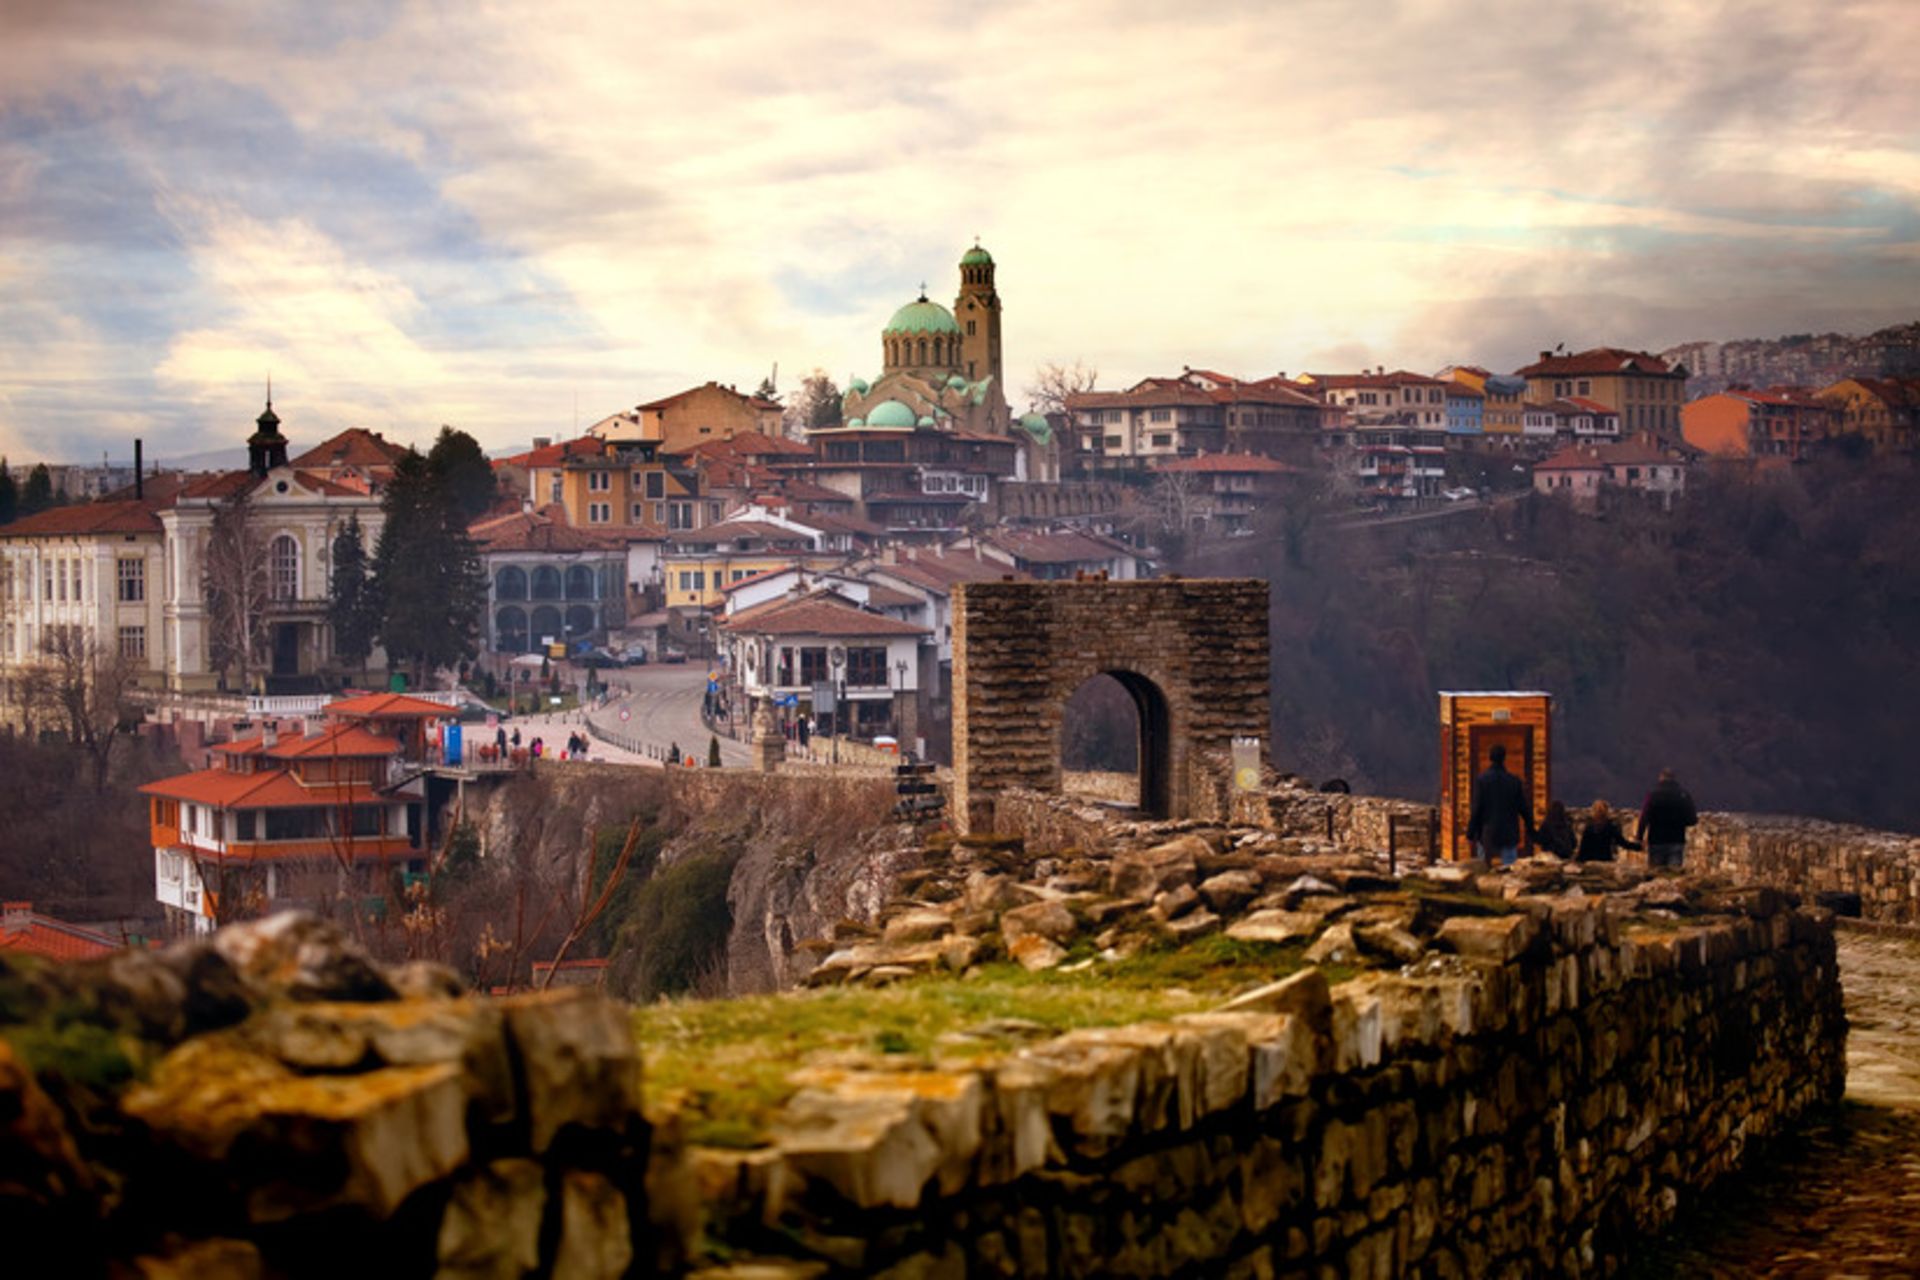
[584,662,751,767]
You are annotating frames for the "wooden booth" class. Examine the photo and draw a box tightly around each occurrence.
[1439,691,1552,861]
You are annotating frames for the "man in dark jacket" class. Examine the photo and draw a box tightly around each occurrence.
[1466,744,1533,866]
[1637,769,1698,869]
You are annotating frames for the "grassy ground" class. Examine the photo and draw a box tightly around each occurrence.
[634,934,1346,1148]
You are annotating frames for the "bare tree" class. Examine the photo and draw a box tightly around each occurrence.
[1024,360,1100,416]
[20,625,143,792]
[1149,468,1206,544]
[204,489,271,691]
[781,370,842,439]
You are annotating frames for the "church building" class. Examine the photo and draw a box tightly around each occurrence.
[840,244,1014,438]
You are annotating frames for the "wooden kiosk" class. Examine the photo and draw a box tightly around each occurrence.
[1439,691,1552,861]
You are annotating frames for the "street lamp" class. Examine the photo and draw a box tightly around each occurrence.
[829,646,845,766]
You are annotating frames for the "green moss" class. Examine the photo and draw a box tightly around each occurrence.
[3,1020,140,1092]
[635,933,1320,1148]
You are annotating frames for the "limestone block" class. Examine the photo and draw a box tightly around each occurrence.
[496,989,641,1152]
[1109,835,1206,898]
[209,910,397,1003]
[1331,986,1384,1073]
[1008,934,1068,971]
[1000,899,1078,946]
[1199,869,1261,915]
[434,1157,545,1280]
[551,1170,634,1280]
[1028,1034,1143,1153]
[247,999,515,1125]
[981,1058,1055,1182]
[1304,922,1358,966]
[1225,909,1325,946]
[884,910,955,945]
[1435,914,1539,963]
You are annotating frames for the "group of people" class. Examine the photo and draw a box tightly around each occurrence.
[491,725,593,762]
[1466,744,1698,869]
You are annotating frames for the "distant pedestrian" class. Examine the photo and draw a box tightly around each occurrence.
[510,728,521,748]
[797,716,810,748]
[495,726,508,755]
[1637,770,1698,870]
[531,737,543,759]
[1535,801,1577,859]
[1577,800,1641,863]
[1466,743,1533,867]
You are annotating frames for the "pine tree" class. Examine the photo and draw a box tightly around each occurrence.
[328,515,377,671]
[426,425,498,525]
[21,464,53,516]
[707,734,722,768]
[0,460,16,525]
[370,450,487,686]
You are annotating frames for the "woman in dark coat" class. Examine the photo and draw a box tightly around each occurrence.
[1577,800,1642,862]
[1535,801,1577,859]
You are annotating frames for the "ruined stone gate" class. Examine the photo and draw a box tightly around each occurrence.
[951,578,1270,832]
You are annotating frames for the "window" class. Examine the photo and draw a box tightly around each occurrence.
[1149,409,1171,422]
[651,502,664,524]
[118,625,146,659]
[669,502,693,530]
[631,502,646,522]
[549,477,562,503]
[43,562,52,600]
[588,502,610,523]
[967,320,976,336]
[1105,410,1122,424]
[1104,436,1123,451]
[1151,434,1172,448]
[799,646,829,684]
[72,560,83,601]
[57,558,66,603]
[645,471,665,498]
[1577,380,1590,396]
[588,470,610,492]
[117,557,145,603]
[270,535,299,600]
[845,646,887,687]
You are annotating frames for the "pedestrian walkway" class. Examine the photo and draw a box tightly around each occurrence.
[1624,925,1920,1276]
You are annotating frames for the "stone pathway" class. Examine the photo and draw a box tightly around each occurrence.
[1628,926,1920,1277]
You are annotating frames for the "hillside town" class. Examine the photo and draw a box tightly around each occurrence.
[0,242,1917,947]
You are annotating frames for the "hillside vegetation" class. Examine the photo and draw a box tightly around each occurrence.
[1225,456,1920,831]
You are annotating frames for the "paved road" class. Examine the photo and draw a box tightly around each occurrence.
[589,663,751,767]
[1626,925,1920,1277]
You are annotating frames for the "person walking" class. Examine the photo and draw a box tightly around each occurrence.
[1535,800,1577,859]
[1637,769,1698,870]
[1465,743,1533,867]
[510,727,521,749]
[1577,800,1642,863]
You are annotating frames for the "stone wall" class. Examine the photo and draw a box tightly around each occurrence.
[952,578,1270,833]
[1689,812,1920,924]
[686,858,1847,1278]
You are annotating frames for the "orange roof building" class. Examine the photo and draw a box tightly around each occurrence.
[0,903,123,962]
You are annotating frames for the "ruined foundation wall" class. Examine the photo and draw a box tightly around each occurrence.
[1688,812,1920,924]
[692,885,1846,1278]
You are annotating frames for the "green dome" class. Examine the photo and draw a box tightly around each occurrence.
[1019,413,1053,446]
[961,245,993,266]
[884,298,960,336]
[916,415,935,427]
[946,373,968,390]
[865,399,918,428]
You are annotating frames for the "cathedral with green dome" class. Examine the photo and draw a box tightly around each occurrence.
[838,242,1011,438]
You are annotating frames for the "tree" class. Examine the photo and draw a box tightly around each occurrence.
[204,489,271,691]
[425,425,499,525]
[21,463,53,516]
[19,626,142,792]
[754,373,779,403]
[1024,360,1100,416]
[782,370,842,437]
[328,515,378,672]
[0,460,16,525]
[370,449,487,686]
[707,734,721,768]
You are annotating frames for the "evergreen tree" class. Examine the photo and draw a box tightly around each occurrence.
[21,464,53,516]
[0,460,16,525]
[327,515,377,671]
[370,450,487,686]
[707,734,722,768]
[754,374,779,403]
[426,425,498,525]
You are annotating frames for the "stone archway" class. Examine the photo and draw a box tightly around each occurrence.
[952,579,1269,833]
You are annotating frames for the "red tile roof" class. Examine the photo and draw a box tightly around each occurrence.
[1533,448,1607,472]
[866,549,1024,593]
[0,905,121,961]
[668,519,813,546]
[1559,397,1617,416]
[723,595,927,638]
[291,427,408,471]
[984,529,1137,566]
[1305,370,1449,390]
[139,766,387,809]
[635,383,783,414]
[326,692,452,720]
[1153,453,1298,475]
[497,436,603,469]
[1514,348,1682,378]
[680,431,812,460]
[0,498,163,538]
[267,724,404,759]
[469,506,635,551]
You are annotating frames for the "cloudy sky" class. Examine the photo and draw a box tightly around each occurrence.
[3,0,1916,464]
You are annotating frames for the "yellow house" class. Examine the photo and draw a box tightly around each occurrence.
[506,436,715,535]
[1816,376,1920,454]
[621,382,784,454]
[1514,349,1688,438]
[661,519,843,611]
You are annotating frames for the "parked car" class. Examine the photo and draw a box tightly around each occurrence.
[579,647,622,669]
[1442,487,1476,502]
[661,647,688,664]
[621,649,649,666]
[453,696,508,722]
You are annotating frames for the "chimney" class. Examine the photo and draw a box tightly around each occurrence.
[533,436,552,450]
[134,439,144,499]
[262,724,278,749]
[306,717,324,739]
[1540,351,1553,362]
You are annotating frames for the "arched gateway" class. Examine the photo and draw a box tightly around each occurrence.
[952,579,1270,833]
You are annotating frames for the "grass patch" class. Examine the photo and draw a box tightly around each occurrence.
[635,933,1321,1148]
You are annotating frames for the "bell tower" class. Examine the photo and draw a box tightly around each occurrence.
[247,382,289,477]
[954,241,1008,431]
